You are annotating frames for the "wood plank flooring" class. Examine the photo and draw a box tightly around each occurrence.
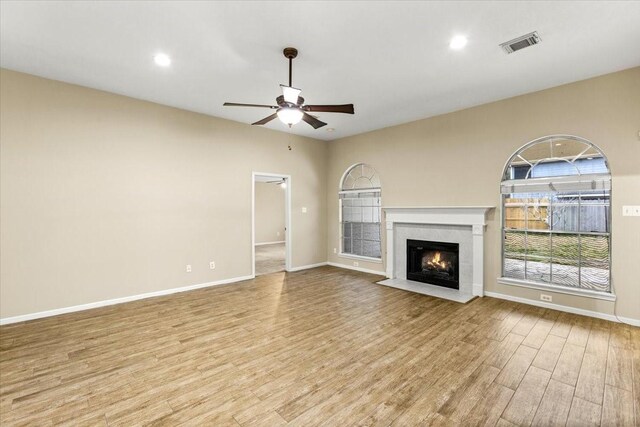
[1,266,638,426]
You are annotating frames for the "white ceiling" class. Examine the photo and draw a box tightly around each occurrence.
[2,1,639,141]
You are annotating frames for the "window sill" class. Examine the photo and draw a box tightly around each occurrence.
[338,253,383,264]
[497,277,616,301]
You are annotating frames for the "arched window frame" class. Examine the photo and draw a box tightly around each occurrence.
[499,135,613,299]
[339,163,382,261]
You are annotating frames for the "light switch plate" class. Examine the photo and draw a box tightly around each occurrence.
[301,207,307,213]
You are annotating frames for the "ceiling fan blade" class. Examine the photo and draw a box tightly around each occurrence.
[252,113,278,126]
[302,112,327,129]
[303,104,354,114]
[224,102,278,109]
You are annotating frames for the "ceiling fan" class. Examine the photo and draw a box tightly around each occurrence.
[266,178,286,187]
[223,47,354,129]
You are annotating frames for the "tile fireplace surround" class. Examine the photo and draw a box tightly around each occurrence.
[378,207,494,303]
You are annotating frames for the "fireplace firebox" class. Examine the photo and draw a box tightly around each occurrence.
[406,239,459,289]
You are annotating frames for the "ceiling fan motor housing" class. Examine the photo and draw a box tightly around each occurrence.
[276,95,304,107]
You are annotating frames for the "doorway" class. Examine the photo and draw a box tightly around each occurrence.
[252,172,291,276]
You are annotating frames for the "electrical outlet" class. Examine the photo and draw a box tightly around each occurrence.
[333,248,337,254]
[540,294,552,302]
[186,264,192,273]
[353,261,359,267]
[209,261,215,270]
[623,206,640,216]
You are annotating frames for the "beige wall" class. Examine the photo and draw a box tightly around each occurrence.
[2,67,639,322]
[0,69,328,318]
[327,67,640,321]
[255,182,285,244]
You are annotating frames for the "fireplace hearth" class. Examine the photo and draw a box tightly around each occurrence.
[406,239,459,289]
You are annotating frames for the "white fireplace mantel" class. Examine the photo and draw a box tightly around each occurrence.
[383,206,494,298]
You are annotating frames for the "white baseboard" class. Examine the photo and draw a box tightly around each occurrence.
[484,291,640,326]
[619,316,640,327]
[255,241,285,246]
[0,275,254,326]
[287,262,328,272]
[327,261,386,276]
[5,273,635,328]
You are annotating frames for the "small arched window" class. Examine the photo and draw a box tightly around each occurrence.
[339,163,382,260]
[501,135,611,293]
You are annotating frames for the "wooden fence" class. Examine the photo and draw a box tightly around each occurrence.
[504,197,609,232]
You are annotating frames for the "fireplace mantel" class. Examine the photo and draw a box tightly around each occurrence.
[382,206,494,299]
[383,206,494,225]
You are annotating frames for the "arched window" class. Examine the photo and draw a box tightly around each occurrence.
[340,163,382,260]
[501,135,611,294]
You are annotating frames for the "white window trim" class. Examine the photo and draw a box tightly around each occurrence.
[338,195,383,261]
[339,163,383,261]
[497,277,616,301]
[500,134,612,295]
[338,252,384,264]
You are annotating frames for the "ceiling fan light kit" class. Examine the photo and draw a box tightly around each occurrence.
[281,85,301,104]
[223,47,354,129]
[277,107,304,126]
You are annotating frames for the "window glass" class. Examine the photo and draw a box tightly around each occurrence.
[340,164,382,259]
[501,136,611,293]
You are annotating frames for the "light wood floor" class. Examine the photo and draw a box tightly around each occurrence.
[1,266,638,426]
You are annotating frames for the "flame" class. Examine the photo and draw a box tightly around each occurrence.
[423,251,449,270]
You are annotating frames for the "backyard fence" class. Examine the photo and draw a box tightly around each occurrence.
[504,197,609,233]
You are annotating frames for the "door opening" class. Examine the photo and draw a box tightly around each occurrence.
[252,172,291,276]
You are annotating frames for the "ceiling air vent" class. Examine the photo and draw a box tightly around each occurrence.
[500,31,541,54]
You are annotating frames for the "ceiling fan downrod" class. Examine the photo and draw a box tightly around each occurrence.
[283,47,298,88]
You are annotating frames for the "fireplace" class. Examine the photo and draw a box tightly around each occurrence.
[406,239,459,289]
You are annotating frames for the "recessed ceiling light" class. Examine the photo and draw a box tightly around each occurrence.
[326,128,335,132]
[449,35,468,50]
[555,143,562,146]
[153,53,171,67]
